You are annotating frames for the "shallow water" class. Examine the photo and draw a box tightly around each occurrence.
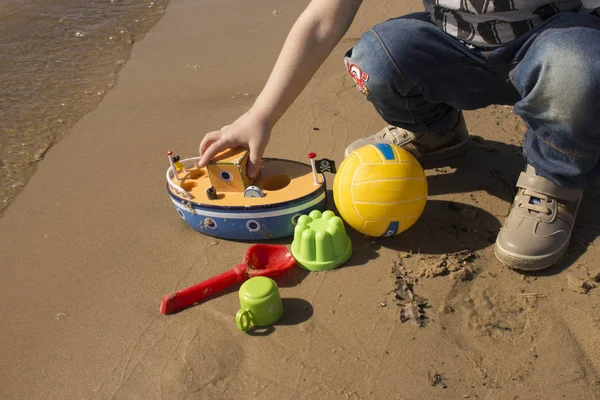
[0,0,169,215]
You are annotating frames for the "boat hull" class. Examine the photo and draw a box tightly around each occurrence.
[167,183,328,241]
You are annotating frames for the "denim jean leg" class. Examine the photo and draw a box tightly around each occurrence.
[343,25,423,130]
[344,12,520,135]
[510,13,600,188]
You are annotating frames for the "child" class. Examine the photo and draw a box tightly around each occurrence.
[198,0,600,271]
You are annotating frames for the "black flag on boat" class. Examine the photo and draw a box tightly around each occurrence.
[315,158,337,173]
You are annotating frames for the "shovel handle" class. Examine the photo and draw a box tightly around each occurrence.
[160,269,240,315]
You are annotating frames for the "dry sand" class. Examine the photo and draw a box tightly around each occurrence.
[1,0,599,399]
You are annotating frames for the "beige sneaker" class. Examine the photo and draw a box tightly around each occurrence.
[494,165,583,271]
[343,112,470,165]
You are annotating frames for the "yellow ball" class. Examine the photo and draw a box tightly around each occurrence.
[333,144,427,237]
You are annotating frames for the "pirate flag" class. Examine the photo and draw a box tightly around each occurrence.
[315,158,337,173]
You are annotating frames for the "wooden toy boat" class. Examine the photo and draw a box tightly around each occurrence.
[166,147,327,241]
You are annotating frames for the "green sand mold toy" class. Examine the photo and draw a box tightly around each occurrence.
[236,276,284,332]
[291,210,353,271]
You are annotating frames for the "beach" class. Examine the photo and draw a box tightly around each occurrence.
[0,0,599,399]
[0,0,168,215]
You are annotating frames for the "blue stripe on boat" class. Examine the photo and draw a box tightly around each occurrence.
[381,221,399,237]
[170,191,328,240]
[374,143,395,161]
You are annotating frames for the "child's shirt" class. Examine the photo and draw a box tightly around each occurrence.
[422,0,600,46]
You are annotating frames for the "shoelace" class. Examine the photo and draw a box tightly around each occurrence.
[520,189,552,215]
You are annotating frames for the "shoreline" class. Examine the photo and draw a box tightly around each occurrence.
[0,0,170,218]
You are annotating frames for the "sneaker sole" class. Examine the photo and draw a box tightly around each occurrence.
[493,239,569,271]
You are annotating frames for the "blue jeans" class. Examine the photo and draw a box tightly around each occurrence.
[344,11,600,189]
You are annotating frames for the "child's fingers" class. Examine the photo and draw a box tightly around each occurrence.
[247,140,266,179]
[198,131,222,157]
[198,138,233,168]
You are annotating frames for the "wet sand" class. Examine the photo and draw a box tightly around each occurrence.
[0,0,599,399]
[0,0,168,215]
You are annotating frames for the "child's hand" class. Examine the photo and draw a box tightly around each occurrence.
[198,111,271,179]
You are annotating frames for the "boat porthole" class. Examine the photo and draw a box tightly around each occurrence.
[220,171,232,182]
[177,209,185,219]
[291,214,302,225]
[246,220,260,232]
[204,217,217,229]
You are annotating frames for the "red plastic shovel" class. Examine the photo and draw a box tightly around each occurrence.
[160,244,296,315]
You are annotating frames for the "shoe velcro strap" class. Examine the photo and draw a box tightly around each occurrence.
[516,172,581,202]
[390,127,415,147]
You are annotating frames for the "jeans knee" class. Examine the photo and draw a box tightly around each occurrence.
[540,30,599,84]
[344,14,476,100]
[343,16,438,97]
[513,24,600,123]
[344,29,403,98]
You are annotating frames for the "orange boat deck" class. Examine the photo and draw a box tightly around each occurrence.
[168,159,324,206]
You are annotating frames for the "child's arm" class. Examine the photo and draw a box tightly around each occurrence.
[198,0,363,178]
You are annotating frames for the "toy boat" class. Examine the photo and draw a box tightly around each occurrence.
[166,147,328,241]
